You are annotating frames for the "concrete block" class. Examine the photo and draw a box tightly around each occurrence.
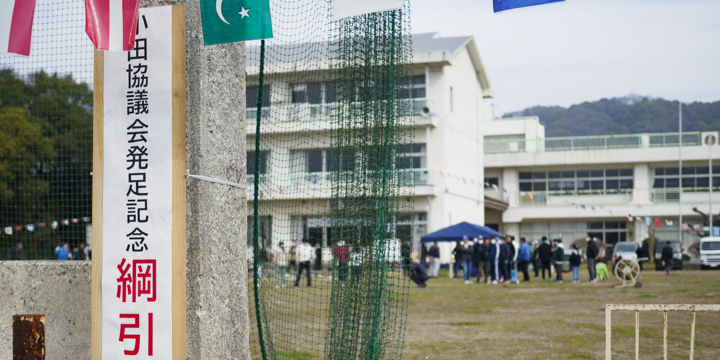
[0,261,91,359]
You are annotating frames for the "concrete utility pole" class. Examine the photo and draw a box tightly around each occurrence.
[141,1,250,358]
[679,102,683,243]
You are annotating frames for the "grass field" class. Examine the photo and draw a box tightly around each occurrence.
[402,267,720,359]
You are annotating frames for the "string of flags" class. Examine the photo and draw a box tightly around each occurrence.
[3,217,91,236]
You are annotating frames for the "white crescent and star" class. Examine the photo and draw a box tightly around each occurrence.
[215,0,251,25]
[239,6,250,19]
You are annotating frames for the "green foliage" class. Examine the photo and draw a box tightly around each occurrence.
[0,69,93,258]
[505,95,720,136]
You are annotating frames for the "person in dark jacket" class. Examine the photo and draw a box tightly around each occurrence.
[410,253,429,288]
[10,241,23,260]
[315,242,323,271]
[569,244,581,283]
[456,236,475,284]
[538,237,553,280]
[428,240,440,277]
[586,236,600,282]
[661,241,674,276]
[507,235,516,282]
[531,240,540,277]
[452,240,463,278]
[518,238,532,282]
[499,237,510,283]
[475,238,489,283]
[553,239,564,283]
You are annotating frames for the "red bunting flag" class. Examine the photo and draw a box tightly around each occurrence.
[654,218,662,227]
[0,0,36,56]
[85,0,141,51]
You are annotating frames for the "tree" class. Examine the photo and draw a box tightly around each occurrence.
[0,69,93,258]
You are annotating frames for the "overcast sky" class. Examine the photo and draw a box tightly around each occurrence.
[410,0,720,113]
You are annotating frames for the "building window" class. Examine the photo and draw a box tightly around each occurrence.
[652,166,720,190]
[247,216,272,260]
[291,149,356,173]
[484,177,499,189]
[247,151,269,175]
[398,75,426,99]
[247,86,271,107]
[519,221,627,246]
[396,144,427,170]
[292,82,336,104]
[519,169,633,195]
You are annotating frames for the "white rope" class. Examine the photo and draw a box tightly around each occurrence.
[185,170,249,190]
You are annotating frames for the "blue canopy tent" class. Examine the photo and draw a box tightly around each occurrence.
[420,221,504,243]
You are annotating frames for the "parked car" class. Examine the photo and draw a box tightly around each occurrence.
[612,242,638,270]
[699,236,720,270]
[654,240,683,270]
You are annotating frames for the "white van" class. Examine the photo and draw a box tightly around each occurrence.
[699,236,720,269]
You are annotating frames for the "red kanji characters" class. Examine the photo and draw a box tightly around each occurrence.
[118,313,154,356]
[116,258,157,303]
[134,259,156,302]
[116,258,133,303]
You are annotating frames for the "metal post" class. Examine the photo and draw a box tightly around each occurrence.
[13,314,45,360]
[710,137,713,228]
[605,306,612,360]
[679,102,683,243]
[690,310,696,360]
[635,310,640,360]
[663,310,668,360]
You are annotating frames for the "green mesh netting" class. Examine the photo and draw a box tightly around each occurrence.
[0,1,93,260]
[248,1,413,359]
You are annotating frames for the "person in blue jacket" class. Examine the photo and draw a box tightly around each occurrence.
[500,237,510,283]
[518,237,532,282]
[488,238,500,284]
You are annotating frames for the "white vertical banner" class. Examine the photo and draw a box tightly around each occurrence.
[102,6,173,359]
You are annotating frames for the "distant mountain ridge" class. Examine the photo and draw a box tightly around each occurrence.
[503,95,720,137]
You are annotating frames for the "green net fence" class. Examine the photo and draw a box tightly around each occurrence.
[248,1,413,359]
[0,1,93,260]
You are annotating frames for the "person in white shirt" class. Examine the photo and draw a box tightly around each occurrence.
[294,241,315,288]
[275,242,290,288]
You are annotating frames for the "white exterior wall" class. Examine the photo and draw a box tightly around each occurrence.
[247,35,493,260]
[485,115,720,248]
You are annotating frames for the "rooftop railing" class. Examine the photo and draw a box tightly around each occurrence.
[485,132,705,154]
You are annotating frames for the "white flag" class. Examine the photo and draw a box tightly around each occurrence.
[332,0,403,20]
[4,227,11,235]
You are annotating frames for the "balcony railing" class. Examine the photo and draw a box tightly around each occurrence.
[246,169,433,197]
[518,190,633,206]
[650,188,720,203]
[485,132,705,154]
[245,98,433,123]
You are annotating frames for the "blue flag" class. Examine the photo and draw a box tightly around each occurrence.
[493,0,564,13]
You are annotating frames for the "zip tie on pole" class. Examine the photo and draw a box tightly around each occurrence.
[185,169,249,190]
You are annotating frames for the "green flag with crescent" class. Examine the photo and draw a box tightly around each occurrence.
[200,0,273,45]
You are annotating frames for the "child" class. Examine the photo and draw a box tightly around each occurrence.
[569,244,581,283]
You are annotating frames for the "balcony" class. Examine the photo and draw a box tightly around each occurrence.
[245,98,433,124]
[485,132,703,154]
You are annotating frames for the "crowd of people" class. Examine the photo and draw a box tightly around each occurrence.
[8,241,90,260]
[410,235,605,288]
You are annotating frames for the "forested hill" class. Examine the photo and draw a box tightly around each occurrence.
[503,95,720,137]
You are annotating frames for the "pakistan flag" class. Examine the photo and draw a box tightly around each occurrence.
[200,0,273,45]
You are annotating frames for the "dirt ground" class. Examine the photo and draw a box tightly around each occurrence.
[402,267,720,359]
